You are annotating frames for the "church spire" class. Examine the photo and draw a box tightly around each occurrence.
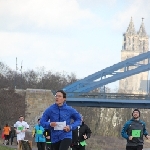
[138,18,147,36]
[126,17,136,35]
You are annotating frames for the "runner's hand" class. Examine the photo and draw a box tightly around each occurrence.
[63,125,70,132]
[22,129,26,132]
[129,136,133,140]
[146,135,150,140]
[83,134,87,139]
[46,136,50,139]
[50,122,57,127]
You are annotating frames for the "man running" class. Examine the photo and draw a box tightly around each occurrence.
[3,123,11,145]
[71,115,92,150]
[121,109,150,150]
[40,90,81,150]
[14,115,29,147]
[32,118,46,150]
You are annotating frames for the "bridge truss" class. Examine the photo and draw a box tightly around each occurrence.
[62,51,150,108]
[63,51,150,93]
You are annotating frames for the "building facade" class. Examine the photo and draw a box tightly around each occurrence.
[119,18,149,94]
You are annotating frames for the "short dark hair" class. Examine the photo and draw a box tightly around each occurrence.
[132,109,140,117]
[38,118,40,121]
[56,90,66,98]
[19,115,24,118]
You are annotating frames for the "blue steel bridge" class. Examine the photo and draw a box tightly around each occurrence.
[62,51,150,109]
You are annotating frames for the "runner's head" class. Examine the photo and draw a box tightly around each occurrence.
[19,115,24,122]
[132,109,140,119]
[38,118,40,124]
[55,90,66,106]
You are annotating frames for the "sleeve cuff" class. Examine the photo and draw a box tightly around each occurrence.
[69,125,72,131]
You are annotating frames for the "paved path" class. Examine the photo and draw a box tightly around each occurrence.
[2,144,150,150]
[6,145,150,150]
[1,144,38,150]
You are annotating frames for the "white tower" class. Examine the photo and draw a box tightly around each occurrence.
[119,18,149,93]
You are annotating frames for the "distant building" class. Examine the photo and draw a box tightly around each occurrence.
[119,18,149,94]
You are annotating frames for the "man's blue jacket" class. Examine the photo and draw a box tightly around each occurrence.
[40,102,81,143]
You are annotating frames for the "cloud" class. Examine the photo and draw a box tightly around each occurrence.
[2,0,149,83]
[0,0,96,30]
[0,30,116,79]
[77,0,117,8]
[111,0,150,33]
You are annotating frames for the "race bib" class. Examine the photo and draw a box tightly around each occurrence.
[37,130,43,134]
[18,127,23,130]
[80,141,87,146]
[132,130,141,137]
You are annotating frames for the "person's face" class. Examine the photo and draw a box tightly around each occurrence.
[133,111,140,119]
[38,120,40,124]
[55,92,65,106]
[19,117,24,122]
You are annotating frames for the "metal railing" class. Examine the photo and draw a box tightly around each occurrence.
[66,92,150,100]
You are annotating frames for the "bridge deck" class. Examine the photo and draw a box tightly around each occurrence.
[66,97,150,108]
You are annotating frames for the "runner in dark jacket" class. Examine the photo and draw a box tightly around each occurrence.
[43,129,51,150]
[71,115,92,150]
[121,109,150,150]
[10,126,17,145]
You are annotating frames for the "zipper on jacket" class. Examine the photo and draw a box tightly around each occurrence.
[78,126,80,145]
[59,108,60,121]
[38,125,40,142]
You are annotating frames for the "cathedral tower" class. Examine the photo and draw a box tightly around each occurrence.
[119,18,149,93]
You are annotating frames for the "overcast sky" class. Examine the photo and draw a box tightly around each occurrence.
[0,0,150,89]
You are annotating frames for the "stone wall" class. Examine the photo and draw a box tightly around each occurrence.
[17,89,55,131]
[0,89,54,131]
[75,107,150,138]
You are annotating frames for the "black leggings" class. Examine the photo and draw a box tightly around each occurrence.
[126,145,143,150]
[46,143,52,150]
[37,142,45,150]
[52,138,72,150]
[4,135,9,141]
[72,145,85,150]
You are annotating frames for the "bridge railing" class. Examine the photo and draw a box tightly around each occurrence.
[66,92,150,100]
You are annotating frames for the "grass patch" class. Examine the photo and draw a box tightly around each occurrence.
[0,145,15,150]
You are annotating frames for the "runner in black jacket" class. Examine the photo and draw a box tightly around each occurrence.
[121,109,150,150]
[71,116,92,150]
[43,129,51,150]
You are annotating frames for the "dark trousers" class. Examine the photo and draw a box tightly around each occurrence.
[72,145,85,150]
[4,135,9,141]
[4,135,10,145]
[52,138,71,150]
[46,143,52,150]
[37,142,46,150]
[126,145,143,150]
[10,135,16,145]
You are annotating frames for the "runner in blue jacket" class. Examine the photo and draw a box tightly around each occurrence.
[121,109,150,150]
[32,118,46,150]
[40,90,81,150]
